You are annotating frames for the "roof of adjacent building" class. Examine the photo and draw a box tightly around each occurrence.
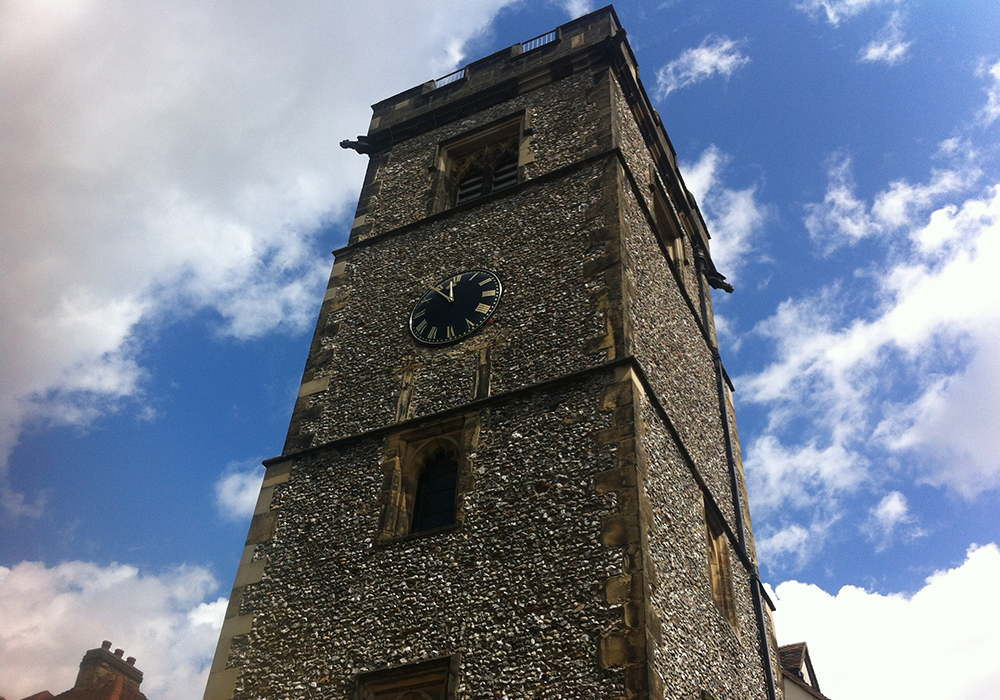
[5,642,149,700]
[779,641,833,700]
[780,641,808,671]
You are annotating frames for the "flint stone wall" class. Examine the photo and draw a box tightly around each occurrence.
[637,393,768,700]
[355,68,614,242]
[233,375,627,699]
[286,157,622,452]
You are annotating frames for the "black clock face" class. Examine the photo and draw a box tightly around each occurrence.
[409,269,503,346]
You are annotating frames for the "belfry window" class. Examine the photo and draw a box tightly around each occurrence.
[410,449,458,533]
[355,656,458,700]
[453,136,520,204]
[651,173,686,269]
[436,116,527,209]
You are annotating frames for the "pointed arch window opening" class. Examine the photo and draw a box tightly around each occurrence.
[410,449,459,533]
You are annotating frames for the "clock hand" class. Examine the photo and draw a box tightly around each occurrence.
[448,279,455,301]
[429,284,454,302]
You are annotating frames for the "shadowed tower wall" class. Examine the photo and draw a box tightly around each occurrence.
[204,7,781,700]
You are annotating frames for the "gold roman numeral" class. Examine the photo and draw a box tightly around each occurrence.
[413,308,426,318]
[481,289,496,297]
[415,319,428,332]
[466,318,476,328]
[428,326,439,340]
[479,278,492,286]
[446,326,455,339]
[475,303,491,314]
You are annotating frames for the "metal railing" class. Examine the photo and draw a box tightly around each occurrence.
[435,67,465,88]
[429,26,558,89]
[521,30,557,53]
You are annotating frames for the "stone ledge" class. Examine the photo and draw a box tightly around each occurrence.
[298,376,330,398]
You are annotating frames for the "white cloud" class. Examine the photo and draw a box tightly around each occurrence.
[795,0,898,27]
[0,560,226,700]
[773,543,1000,700]
[796,0,911,65]
[655,35,750,99]
[803,155,878,246]
[859,10,911,65]
[757,513,841,571]
[862,490,924,550]
[0,0,518,513]
[680,146,767,281]
[742,133,1000,570]
[215,460,266,523]
[744,435,867,513]
[741,147,1000,557]
[977,59,1000,126]
[805,154,977,249]
[560,0,592,19]
[874,325,1000,496]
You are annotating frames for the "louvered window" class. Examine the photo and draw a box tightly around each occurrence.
[453,135,520,205]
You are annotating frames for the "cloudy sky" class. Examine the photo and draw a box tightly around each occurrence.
[2,1,998,698]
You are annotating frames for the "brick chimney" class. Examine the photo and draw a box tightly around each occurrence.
[73,641,143,691]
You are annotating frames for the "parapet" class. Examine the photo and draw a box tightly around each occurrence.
[363,6,623,139]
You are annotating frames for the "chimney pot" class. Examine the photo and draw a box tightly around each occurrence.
[127,657,136,666]
[114,648,124,657]
[102,641,112,650]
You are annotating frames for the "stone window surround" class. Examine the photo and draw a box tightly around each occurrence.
[705,500,739,631]
[354,654,461,700]
[649,167,687,271]
[429,110,535,212]
[375,414,479,544]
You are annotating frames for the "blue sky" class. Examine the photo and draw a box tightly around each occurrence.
[2,1,999,698]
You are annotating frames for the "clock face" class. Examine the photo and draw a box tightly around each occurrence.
[409,269,503,346]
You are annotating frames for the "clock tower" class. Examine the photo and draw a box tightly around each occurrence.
[204,7,780,700]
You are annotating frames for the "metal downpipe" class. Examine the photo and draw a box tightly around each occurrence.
[694,248,777,700]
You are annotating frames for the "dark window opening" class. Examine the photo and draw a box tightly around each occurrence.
[410,450,458,533]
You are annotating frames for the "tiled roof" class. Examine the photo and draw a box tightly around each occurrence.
[779,641,807,671]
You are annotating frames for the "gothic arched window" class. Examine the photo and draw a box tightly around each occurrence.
[410,449,458,533]
[375,419,476,544]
